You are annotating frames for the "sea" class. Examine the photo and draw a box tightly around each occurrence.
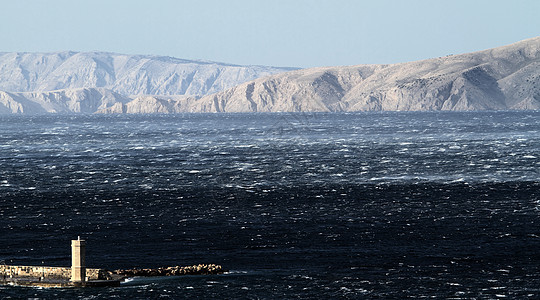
[0,111,538,299]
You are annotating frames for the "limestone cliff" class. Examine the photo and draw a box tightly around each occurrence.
[98,95,197,114]
[0,88,131,114]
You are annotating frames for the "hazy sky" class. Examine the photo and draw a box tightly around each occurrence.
[0,0,538,68]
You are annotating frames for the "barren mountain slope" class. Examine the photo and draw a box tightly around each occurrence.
[192,37,539,112]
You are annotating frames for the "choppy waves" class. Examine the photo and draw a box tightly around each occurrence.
[0,112,539,298]
[0,112,538,194]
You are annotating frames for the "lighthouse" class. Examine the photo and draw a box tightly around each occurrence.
[71,237,86,283]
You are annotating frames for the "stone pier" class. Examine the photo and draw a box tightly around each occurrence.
[0,237,226,288]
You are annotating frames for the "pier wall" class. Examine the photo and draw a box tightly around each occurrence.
[1,265,105,280]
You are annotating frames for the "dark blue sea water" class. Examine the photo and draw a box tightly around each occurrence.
[0,111,539,299]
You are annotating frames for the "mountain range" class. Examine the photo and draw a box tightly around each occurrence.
[0,52,294,113]
[1,37,538,114]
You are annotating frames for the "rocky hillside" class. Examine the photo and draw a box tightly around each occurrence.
[188,36,539,112]
[1,37,538,114]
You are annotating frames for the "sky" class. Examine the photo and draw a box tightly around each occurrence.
[0,0,538,68]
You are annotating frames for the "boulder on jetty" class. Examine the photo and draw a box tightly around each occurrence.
[112,264,226,277]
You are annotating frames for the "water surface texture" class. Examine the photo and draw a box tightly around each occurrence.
[0,112,539,298]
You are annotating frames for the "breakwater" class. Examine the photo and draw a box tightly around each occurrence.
[1,238,226,288]
[0,263,227,288]
[112,264,226,277]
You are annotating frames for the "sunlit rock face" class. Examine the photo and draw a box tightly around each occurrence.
[192,37,540,112]
[1,37,538,114]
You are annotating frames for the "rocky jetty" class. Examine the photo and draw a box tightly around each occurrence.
[112,264,226,277]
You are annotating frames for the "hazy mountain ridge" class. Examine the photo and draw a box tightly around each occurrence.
[0,51,294,95]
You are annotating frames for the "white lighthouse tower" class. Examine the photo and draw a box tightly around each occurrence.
[71,236,86,284]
